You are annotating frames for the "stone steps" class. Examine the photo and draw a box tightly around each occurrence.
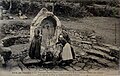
[82,55,117,67]
[84,49,116,61]
[92,45,111,54]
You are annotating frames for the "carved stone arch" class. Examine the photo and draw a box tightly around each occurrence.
[30,8,62,47]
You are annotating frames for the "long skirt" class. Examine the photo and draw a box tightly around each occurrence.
[29,37,41,59]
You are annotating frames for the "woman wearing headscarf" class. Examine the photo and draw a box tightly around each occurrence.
[29,28,42,59]
[57,30,75,63]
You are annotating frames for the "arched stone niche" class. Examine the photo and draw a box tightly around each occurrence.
[30,8,62,47]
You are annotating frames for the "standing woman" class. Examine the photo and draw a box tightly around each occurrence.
[29,28,42,59]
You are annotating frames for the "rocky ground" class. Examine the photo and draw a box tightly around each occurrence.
[0,17,120,71]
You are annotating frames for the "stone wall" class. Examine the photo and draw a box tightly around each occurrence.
[62,26,120,70]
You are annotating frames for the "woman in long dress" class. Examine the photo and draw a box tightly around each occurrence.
[29,28,42,59]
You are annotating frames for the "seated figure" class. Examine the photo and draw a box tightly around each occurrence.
[57,31,75,61]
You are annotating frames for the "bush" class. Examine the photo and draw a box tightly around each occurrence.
[1,0,42,15]
[87,5,119,17]
[1,0,119,17]
[54,3,92,18]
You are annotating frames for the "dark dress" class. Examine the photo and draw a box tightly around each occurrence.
[29,33,42,59]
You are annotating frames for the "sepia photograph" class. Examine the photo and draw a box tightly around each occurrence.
[0,0,120,76]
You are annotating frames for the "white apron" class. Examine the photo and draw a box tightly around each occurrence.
[62,43,73,60]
